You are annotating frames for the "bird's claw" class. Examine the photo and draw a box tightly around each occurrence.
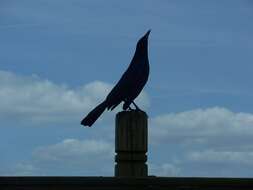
[128,106,134,111]
[132,101,143,112]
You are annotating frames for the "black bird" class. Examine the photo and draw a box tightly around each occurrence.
[81,30,150,127]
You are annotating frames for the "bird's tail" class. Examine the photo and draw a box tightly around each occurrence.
[81,100,108,127]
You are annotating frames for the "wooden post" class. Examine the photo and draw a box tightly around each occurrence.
[115,110,148,177]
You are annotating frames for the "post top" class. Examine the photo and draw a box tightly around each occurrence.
[116,110,148,118]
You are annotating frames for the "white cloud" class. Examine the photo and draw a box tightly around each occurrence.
[7,139,115,176]
[33,138,114,162]
[0,70,150,175]
[150,107,253,147]
[150,163,181,177]
[2,70,253,176]
[0,70,150,125]
[148,107,253,177]
[11,163,39,176]
[187,150,253,165]
[3,106,253,176]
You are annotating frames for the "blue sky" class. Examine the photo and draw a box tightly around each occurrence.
[1,0,253,176]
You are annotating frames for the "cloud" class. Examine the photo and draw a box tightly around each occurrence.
[10,163,39,176]
[33,138,113,162]
[4,138,114,176]
[32,138,114,175]
[3,106,253,177]
[0,70,149,125]
[2,70,253,176]
[148,107,253,177]
[150,163,181,177]
[187,150,253,165]
[150,107,253,147]
[0,70,149,175]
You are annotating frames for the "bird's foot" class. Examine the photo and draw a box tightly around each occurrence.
[132,101,143,112]
[127,106,134,111]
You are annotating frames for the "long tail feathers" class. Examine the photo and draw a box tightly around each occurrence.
[81,101,107,127]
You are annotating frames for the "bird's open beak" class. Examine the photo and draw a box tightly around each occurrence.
[145,30,151,38]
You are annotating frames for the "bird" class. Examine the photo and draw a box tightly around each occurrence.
[81,30,150,127]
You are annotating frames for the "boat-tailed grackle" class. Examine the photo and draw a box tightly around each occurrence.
[81,30,151,127]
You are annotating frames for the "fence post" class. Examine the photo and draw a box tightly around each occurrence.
[115,110,148,177]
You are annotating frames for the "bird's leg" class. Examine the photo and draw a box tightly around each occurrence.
[132,101,142,111]
[128,105,134,111]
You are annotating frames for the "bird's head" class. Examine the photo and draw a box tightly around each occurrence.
[136,30,151,50]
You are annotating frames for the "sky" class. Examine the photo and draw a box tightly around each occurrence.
[1,0,253,177]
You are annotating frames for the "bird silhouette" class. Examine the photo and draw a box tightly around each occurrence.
[81,30,150,127]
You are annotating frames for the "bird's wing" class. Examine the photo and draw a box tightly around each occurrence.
[105,64,135,109]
